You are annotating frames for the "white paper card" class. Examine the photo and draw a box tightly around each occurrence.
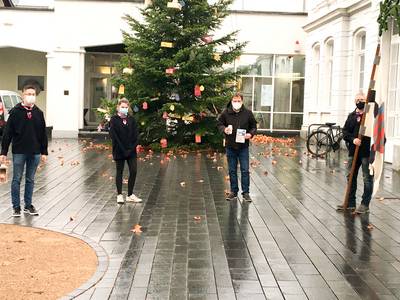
[235,129,246,143]
[261,85,273,107]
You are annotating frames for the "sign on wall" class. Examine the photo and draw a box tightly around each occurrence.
[261,84,273,107]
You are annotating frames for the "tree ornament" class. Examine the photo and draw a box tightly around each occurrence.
[170,93,180,101]
[167,0,182,10]
[201,35,213,44]
[141,121,145,126]
[142,102,148,110]
[133,105,139,112]
[195,134,201,143]
[161,41,174,48]
[170,104,175,111]
[199,85,205,92]
[160,138,168,149]
[118,84,125,95]
[123,67,133,75]
[194,85,201,97]
[166,67,176,75]
[162,111,169,119]
[213,53,221,61]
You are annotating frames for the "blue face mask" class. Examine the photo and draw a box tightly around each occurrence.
[119,107,129,115]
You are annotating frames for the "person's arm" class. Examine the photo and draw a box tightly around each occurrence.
[130,117,139,148]
[109,117,128,153]
[248,111,257,137]
[217,110,227,134]
[1,110,15,156]
[342,114,357,145]
[40,111,48,156]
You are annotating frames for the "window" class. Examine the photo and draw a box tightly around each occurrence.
[354,31,366,91]
[238,54,305,131]
[388,22,400,138]
[312,44,320,105]
[325,39,334,106]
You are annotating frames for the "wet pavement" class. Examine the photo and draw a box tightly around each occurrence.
[0,138,400,299]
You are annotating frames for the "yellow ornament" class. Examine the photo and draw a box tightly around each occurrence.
[141,121,145,126]
[213,53,221,61]
[118,84,125,95]
[161,41,174,48]
[199,85,205,92]
[170,104,175,111]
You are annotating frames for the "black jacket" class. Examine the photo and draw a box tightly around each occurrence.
[1,103,48,156]
[217,104,257,149]
[343,110,371,158]
[109,114,139,160]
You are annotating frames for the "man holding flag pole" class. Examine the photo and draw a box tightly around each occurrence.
[338,40,386,214]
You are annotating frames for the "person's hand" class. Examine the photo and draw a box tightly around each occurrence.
[0,155,6,164]
[245,133,252,140]
[353,138,361,146]
[41,155,47,163]
[224,125,233,135]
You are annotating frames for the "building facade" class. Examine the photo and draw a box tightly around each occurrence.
[302,0,400,163]
[0,0,307,137]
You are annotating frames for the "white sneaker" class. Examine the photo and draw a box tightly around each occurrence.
[117,194,125,204]
[126,194,142,203]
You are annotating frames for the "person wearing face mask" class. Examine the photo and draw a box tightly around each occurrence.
[109,98,142,204]
[337,92,373,214]
[0,84,48,217]
[217,93,257,202]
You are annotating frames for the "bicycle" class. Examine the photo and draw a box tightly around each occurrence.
[306,123,344,157]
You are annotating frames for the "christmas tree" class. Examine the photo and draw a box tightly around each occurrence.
[113,0,246,149]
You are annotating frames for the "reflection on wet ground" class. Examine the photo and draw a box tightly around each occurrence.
[0,139,399,299]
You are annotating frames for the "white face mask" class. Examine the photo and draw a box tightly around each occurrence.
[25,95,36,105]
[232,102,242,111]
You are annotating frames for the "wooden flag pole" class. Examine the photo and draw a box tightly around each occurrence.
[342,43,381,209]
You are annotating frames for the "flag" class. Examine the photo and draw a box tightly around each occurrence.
[364,83,386,197]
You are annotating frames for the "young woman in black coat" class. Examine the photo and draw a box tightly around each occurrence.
[109,98,142,204]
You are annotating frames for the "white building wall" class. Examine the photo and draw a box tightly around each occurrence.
[302,0,400,163]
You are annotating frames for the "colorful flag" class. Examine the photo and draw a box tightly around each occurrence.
[364,94,385,197]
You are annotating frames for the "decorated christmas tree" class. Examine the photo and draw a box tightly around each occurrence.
[113,0,246,149]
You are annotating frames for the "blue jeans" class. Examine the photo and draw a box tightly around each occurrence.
[11,154,41,209]
[347,156,373,208]
[226,147,250,194]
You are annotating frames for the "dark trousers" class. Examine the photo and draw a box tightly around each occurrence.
[115,156,137,195]
[226,147,250,194]
[347,156,373,208]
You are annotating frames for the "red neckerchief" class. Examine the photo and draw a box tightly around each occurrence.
[356,110,363,123]
[22,104,34,120]
[118,113,128,125]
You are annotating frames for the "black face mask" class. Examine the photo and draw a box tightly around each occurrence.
[356,102,365,110]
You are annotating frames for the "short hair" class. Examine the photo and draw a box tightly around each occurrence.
[22,83,40,96]
[118,98,130,106]
[354,90,366,103]
[232,92,243,101]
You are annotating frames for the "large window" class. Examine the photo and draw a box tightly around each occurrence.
[388,22,400,138]
[84,53,121,124]
[238,54,305,131]
[354,30,366,91]
[325,39,334,107]
[312,44,320,105]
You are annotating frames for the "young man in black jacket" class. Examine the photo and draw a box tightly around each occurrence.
[217,93,257,202]
[337,92,372,214]
[0,84,48,217]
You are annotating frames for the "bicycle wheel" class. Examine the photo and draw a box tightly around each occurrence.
[307,130,332,156]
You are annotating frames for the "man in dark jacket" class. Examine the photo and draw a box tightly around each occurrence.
[337,92,372,214]
[0,84,48,217]
[217,93,257,202]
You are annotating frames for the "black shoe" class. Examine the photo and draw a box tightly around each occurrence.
[336,204,356,211]
[12,207,21,217]
[226,192,238,201]
[24,205,39,216]
[243,193,252,202]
